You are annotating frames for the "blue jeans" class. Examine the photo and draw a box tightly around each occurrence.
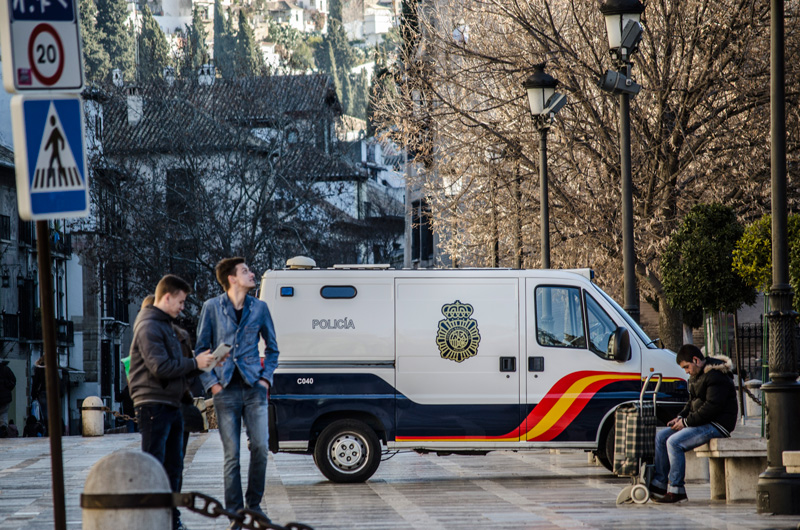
[653,423,723,494]
[136,404,184,528]
[214,379,270,520]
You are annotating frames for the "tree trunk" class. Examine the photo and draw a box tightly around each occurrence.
[658,294,684,351]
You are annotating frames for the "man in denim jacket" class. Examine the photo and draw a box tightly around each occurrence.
[197,257,280,529]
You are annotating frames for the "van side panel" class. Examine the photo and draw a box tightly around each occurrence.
[265,274,396,447]
[272,371,396,443]
[268,276,395,363]
[394,278,521,441]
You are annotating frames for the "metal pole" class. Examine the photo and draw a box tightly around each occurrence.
[756,0,800,514]
[619,70,639,324]
[35,220,67,530]
[733,311,746,422]
[539,126,550,269]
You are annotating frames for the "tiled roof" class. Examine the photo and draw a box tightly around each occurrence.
[97,74,342,155]
[101,91,258,155]
[0,144,14,169]
[93,75,364,182]
[267,1,302,12]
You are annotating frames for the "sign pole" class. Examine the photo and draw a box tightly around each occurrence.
[36,220,67,530]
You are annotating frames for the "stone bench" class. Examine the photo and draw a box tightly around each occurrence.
[784,451,800,473]
[694,437,766,502]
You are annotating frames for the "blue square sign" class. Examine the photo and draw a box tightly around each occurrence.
[11,94,88,220]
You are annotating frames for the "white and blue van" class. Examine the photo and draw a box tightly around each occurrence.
[259,262,688,482]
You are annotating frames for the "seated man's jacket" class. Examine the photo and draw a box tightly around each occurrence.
[679,356,737,436]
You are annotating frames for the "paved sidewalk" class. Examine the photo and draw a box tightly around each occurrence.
[1,432,799,530]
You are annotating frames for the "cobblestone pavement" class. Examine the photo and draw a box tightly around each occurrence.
[1,432,799,530]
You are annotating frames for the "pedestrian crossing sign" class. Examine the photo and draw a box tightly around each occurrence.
[11,95,88,220]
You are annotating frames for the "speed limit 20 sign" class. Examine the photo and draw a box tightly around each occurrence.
[0,0,84,92]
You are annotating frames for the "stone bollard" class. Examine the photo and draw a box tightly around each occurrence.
[82,396,105,437]
[744,379,762,418]
[82,450,171,530]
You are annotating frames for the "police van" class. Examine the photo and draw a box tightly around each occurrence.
[259,260,688,483]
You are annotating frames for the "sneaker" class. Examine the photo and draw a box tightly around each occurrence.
[649,484,667,497]
[652,491,688,503]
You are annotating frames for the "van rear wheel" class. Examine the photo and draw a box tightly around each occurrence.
[314,419,381,483]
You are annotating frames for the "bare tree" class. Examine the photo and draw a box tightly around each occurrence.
[374,0,800,348]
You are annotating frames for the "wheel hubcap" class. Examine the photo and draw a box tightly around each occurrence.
[327,431,368,473]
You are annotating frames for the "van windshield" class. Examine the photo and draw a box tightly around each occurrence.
[593,284,658,349]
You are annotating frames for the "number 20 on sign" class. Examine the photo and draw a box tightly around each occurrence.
[0,0,85,92]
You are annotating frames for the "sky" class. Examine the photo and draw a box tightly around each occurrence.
[0,64,15,149]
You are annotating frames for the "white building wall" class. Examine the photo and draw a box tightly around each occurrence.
[363,6,391,45]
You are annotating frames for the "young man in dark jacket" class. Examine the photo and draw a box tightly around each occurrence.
[128,275,216,530]
[651,344,738,503]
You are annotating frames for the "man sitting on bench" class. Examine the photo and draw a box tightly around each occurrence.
[651,344,737,503]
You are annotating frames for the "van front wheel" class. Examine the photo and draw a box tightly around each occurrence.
[596,424,615,472]
[314,419,381,483]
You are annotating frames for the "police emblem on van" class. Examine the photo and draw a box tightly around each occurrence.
[436,300,481,363]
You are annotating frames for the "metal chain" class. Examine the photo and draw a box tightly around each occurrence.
[96,402,217,425]
[743,385,763,406]
[92,406,138,424]
[176,492,314,530]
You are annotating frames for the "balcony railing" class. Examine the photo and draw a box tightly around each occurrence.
[56,318,74,345]
[0,312,19,340]
[51,232,72,256]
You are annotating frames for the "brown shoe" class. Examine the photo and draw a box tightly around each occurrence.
[652,492,687,503]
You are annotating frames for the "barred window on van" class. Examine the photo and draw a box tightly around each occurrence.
[320,286,357,299]
[535,286,586,349]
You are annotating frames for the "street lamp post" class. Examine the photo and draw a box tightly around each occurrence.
[756,0,800,515]
[523,63,566,269]
[598,0,644,324]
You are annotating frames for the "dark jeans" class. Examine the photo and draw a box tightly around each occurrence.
[136,404,184,528]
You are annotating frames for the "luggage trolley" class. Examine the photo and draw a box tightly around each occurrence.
[613,373,662,504]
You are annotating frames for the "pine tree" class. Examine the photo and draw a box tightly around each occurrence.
[182,6,210,77]
[235,10,263,77]
[79,0,111,83]
[137,6,170,82]
[351,69,369,120]
[314,19,357,115]
[95,0,135,82]
[213,3,236,78]
[329,0,342,22]
[341,71,354,115]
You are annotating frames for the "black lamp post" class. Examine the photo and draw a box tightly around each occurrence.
[598,0,644,324]
[523,63,566,269]
[756,0,800,515]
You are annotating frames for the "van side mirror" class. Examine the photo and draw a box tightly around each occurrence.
[608,327,631,362]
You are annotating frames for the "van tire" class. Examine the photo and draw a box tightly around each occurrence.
[597,424,615,472]
[314,419,381,483]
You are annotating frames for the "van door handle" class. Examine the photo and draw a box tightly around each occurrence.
[500,357,516,372]
[528,356,544,372]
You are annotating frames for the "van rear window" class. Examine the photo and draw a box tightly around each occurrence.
[320,285,357,299]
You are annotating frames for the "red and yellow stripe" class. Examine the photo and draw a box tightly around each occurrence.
[396,371,677,443]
